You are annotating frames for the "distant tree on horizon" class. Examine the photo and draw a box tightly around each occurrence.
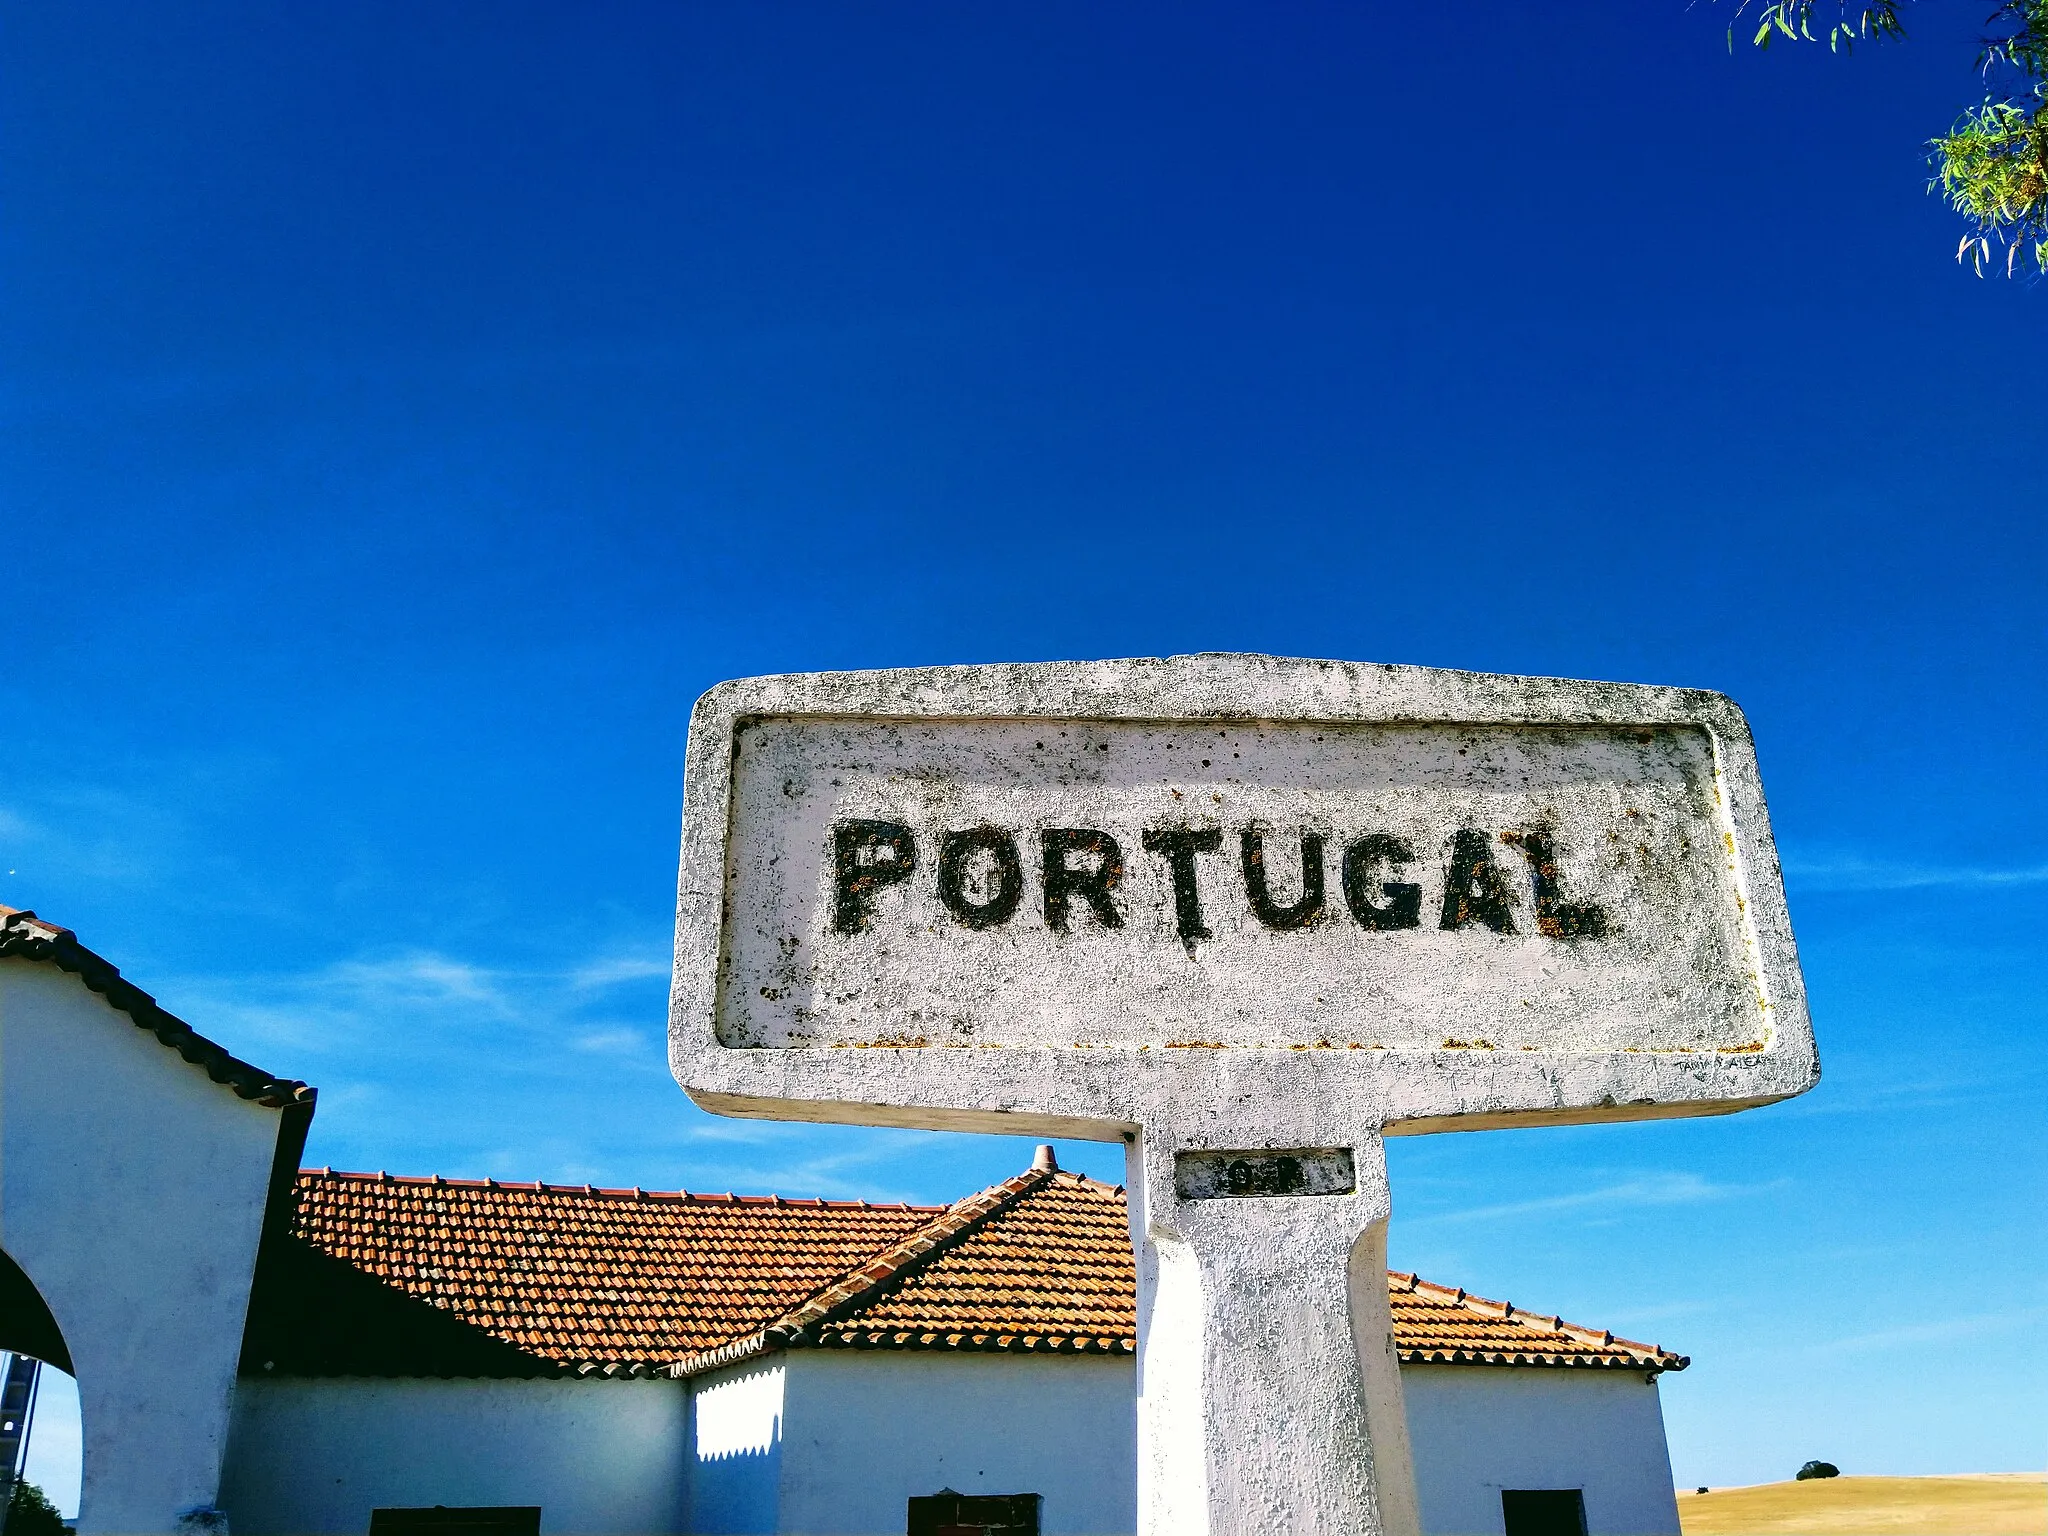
[1721,1,2047,275]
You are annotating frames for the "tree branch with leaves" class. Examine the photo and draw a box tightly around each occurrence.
[1725,1,2048,276]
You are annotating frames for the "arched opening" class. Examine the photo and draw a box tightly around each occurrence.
[0,1249,70,1376]
[0,1247,81,1528]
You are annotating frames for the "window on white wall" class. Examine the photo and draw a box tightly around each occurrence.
[907,1488,1041,1535]
[1501,1488,1586,1536]
[367,1506,541,1536]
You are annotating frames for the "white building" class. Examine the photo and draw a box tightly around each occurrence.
[0,907,314,1533]
[1,906,1688,1536]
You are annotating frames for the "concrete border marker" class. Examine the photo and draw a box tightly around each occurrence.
[670,653,1818,1536]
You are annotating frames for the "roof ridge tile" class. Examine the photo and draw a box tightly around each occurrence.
[297,1167,947,1211]
[1392,1269,1685,1373]
[668,1165,1059,1379]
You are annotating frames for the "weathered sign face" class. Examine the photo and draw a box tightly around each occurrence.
[671,656,1816,1140]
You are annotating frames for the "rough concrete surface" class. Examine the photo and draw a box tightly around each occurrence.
[669,654,1820,1536]
[1128,1130,1420,1536]
[722,717,1757,1057]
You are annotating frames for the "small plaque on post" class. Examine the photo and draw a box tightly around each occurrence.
[1175,1148,1356,1200]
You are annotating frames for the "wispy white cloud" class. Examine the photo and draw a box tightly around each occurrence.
[1768,1062,2047,1120]
[680,1139,953,1205]
[166,941,675,1157]
[326,953,517,1010]
[1781,851,2048,893]
[569,1026,655,1055]
[1803,1304,2048,1357]
[181,944,671,1058]
[1401,1170,1778,1227]
[156,939,991,1201]
[0,787,195,892]
[1589,1298,1718,1326]
[568,953,670,989]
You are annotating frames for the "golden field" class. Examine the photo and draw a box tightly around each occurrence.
[1677,1473,2046,1536]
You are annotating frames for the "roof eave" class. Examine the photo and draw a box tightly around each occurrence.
[0,908,314,1109]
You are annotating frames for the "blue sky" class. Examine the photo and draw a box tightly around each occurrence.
[3,0,2042,1498]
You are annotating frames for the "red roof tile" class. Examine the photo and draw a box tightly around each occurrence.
[248,1169,943,1374]
[1386,1272,1685,1371]
[257,1158,1684,1378]
[675,1164,1139,1376]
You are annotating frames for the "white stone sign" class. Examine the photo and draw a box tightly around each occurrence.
[670,655,1818,1536]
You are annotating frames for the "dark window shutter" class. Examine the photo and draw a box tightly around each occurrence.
[368,1507,542,1536]
[907,1489,1042,1535]
[1501,1489,1587,1536]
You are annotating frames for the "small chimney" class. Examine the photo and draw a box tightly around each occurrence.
[1032,1144,1058,1172]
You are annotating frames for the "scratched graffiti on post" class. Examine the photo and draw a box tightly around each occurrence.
[718,718,1764,1055]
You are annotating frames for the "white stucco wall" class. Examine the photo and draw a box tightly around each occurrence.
[0,960,287,1534]
[691,1351,1680,1536]
[1401,1365,1681,1536]
[213,1348,1682,1536]
[221,1376,690,1534]
[772,1351,1136,1536]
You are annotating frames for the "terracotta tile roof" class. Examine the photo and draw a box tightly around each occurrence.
[674,1163,1137,1376]
[0,906,313,1109]
[819,1169,1136,1355]
[244,1168,944,1376]
[256,1155,1684,1379]
[1387,1272,1687,1372]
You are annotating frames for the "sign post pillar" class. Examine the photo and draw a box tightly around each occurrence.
[670,654,1818,1536]
[1131,1129,1417,1536]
